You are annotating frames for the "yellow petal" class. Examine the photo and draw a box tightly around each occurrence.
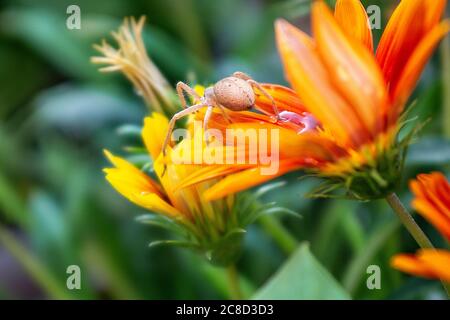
[334,0,373,52]
[104,150,162,195]
[176,164,249,191]
[204,161,303,201]
[142,113,170,160]
[103,151,181,218]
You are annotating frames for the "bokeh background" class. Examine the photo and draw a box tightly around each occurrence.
[0,0,449,299]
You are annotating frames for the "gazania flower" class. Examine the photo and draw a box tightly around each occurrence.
[391,172,450,283]
[91,16,178,115]
[178,0,450,200]
[104,113,287,266]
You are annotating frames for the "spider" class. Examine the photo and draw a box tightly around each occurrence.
[162,72,280,159]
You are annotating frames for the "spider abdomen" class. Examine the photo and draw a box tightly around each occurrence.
[213,77,255,111]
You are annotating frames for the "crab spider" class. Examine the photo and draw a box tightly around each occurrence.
[162,72,280,160]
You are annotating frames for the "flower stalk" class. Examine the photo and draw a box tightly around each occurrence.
[259,215,297,255]
[385,193,433,250]
[227,264,243,300]
[386,192,450,298]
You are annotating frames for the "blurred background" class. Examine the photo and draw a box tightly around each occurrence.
[0,0,449,299]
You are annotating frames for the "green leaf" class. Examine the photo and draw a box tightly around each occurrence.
[252,243,351,300]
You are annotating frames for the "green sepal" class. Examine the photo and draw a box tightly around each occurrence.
[135,214,188,236]
[149,240,200,250]
[306,117,428,200]
[205,229,246,267]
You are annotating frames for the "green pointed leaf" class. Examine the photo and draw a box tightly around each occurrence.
[252,243,351,300]
[149,240,199,249]
[258,207,301,219]
[136,214,186,235]
[254,181,286,198]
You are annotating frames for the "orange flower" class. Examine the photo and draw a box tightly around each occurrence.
[391,173,450,283]
[179,0,449,200]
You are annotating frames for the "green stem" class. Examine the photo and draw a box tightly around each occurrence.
[441,36,450,138]
[227,264,242,300]
[386,193,433,249]
[259,215,298,255]
[385,193,450,298]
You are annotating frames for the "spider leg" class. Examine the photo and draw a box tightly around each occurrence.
[232,71,252,81]
[217,104,232,124]
[161,102,208,176]
[176,81,202,109]
[203,106,214,145]
[247,79,280,119]
[233,72,280,119]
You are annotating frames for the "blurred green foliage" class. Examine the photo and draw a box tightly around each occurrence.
[0,0,449,300]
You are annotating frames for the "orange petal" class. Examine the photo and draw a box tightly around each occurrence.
[413,199,450,242]
[334,0,373,52]
[391,253,436,279]
[275,18,368,148]
[175,164,249,191]
[376,0,447,96]
[391,21,450,115]
[174,123,337,193]
[417,250,450,283]
[179,117,340,166]
[410,172,450,242]
[313,1,388,135]
[204,160,304,201]
[172,120,342,193]
[224,122,335,159]
[255,83,307,115]
[419,173,450,220]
